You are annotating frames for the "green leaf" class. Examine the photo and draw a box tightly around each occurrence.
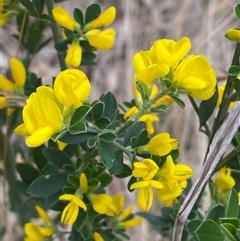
[195,220,225,241]
[85,3,101,24]
[63,164,75,173]
[55,39,71,52]
[99,131,117,143]
[15,181,30,195]
[32,0,44,15]
[28,173,67,197]
[109,151,123,175]
[87,136,98,148]
[74,209,87,231]
[206,204,225,224]
[33,145,48,170]
[124,121,146,146]
[199,89,218,127]
[130,137,138,149]
[127,176,137,192]
[74,8,84,26]
[169,94,185,108]
[187,219,202,234]
[19,0,38,16]
[137,129,149,146]
[60,132,97,144]
[16,163,41,184]
[26,28,42,53]
[234,3,240,21]
[115,164,132,178]
[226,189,239,218]
[40,14,55,22]
[150,104,169,113]
[67,175,80,187]
[69,122,87,135]
[220,218,240,228]
[80,221,92,239]
[94,117,111,129]
[101,92,117,123]
[228,65,240,76]
[97,172,112,187]
[43,147,72,169]
[220,223,238,241]
[70,105,92,127]
[99,141,115,169]
[46,190,64,210]
[91,102,104,121]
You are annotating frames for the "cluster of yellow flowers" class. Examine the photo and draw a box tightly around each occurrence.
[123,37,217,133]
[129,133,193,210]
[52,6,116,67]
[24,173,142,241]
[14,69,91,147]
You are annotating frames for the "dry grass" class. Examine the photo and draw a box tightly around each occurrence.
[1,0,240,240]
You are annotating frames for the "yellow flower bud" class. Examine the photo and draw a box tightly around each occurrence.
[65,41,82,67]
[93,232,104,241]
[10,58,26,88]
[225,28,240,42]
[85,29,116,50]
[87,6,116,28]
[52,6,78,31]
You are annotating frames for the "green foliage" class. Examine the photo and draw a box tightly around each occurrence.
[199,88,218,127]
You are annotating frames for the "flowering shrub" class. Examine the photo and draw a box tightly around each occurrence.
[1,1,240,241]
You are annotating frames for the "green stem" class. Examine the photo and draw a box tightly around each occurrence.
[45,0,67,71]
[111,141,133,159]
[210,43,240,142]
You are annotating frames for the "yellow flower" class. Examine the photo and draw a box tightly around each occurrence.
[123,106,159,135]
[80,173,88,192]
[59,194,87,225]
[0,57,26,94]
[85,29,116,50]
[0,0,16,26]
[24,223,53,241]
[216,83,235,109]
[141,132,178,156]
[132,50,169,86]
[132,159,159,180]
[151,84,173,106]
[130,156,193,210]
[139,113,159,135]
[156,182,182,207]
[35,205,51,225]
[174,55,217,100]
[65,41,82,67]
[52,6,79,31]
[149,37,191,69]
[130,184,161,211]
[14,86,63,147]
[24,205,53,241]
[112,194,142,228]
[91,193,117,216]
[93,232,104,241]
[123,106,138,119]
[0,96,7,109]
[53,69,91,112]
[57,140,67,150]
[86,6,116,29]
[215,167,235,193]
[225,28,240,42]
